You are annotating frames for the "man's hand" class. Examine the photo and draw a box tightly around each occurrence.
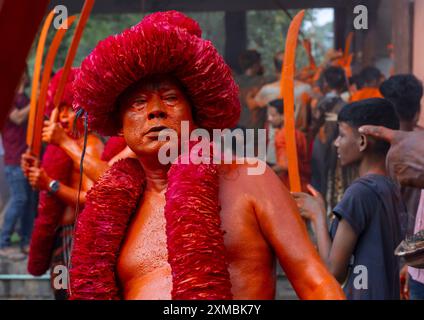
[28,167,52,191]
[400,265,410,300]
[9,104,30,125]
[21,150,39,178]
[292,184,326,222]
[42,120,67,145]
[359,126,424,188]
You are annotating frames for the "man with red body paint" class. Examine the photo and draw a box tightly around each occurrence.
[69,11,345,300]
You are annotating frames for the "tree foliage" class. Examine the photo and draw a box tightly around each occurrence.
[27,9,333,79]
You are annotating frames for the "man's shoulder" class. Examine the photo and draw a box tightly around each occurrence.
[218,159,290,198]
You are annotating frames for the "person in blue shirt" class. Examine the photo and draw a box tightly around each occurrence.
[293,98,405,299]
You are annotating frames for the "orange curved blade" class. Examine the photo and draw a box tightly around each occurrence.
[52,0,95,122]
[26,9,55,147]
[280,10,305,192]
[344,31,353,61]
[31,15,77,158]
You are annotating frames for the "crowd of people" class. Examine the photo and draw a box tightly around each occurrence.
[0,10,423,300]
[234,47,424,300]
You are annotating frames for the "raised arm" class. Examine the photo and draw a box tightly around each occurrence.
[41,120,109,181]
[359,126,424,188]
[251,165,345,299]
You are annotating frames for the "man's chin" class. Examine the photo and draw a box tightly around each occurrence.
[134,140,169,156]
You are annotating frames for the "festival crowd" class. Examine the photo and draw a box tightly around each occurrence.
[0,11,423,300]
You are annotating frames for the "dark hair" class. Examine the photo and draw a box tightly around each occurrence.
[269,99,284,115]
[349,74,365,90]
[360,66,382,85]
[273,51,284,72]
[238,50,261,73]
[379,74,423,122]
[322,66,346,91]
[338,98,400,155]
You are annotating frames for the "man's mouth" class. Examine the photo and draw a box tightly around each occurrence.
[144,125,170,136]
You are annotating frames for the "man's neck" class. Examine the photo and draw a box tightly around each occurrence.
[400,120,414,132]
[138,156,170,193]
[358,154,387,177]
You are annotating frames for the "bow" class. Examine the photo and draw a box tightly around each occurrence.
[30,15,77,158]
[51,0,95,123]
[26,9,55,150]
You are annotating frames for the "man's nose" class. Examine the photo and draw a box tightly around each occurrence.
[334,137,340,147]
[147,96,167,120]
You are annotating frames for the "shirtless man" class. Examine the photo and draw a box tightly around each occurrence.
[25,90,104,218]
[22,69,103,299]
[69,11,344,300]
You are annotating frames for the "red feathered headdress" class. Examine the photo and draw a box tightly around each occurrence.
[45,67,78,117]
[73,11,240,136]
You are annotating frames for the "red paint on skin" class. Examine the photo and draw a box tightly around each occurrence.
[117,192,172,300]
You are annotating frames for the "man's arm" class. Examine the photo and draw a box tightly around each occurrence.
[27,166,87,206]
[359,126,424,188]
[250,165,345,299]
[41,121,109,181]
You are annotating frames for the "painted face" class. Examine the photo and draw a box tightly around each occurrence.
[119,75,195,158]
[267,106,283,128]
[59,104,79,135]
[334,122,363,166]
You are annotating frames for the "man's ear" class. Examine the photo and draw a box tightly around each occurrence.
[117,128,124,137]
[359,134,368,152]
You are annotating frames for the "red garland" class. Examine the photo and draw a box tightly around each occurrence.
[27,144,73,276]
[165,154,232,299]
[69,158,145,299]
[70,153,232,299]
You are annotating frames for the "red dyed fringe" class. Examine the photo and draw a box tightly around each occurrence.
[69,159,145,299]
[73,11,240,136]
[165,152,232,299]
[27,144,73,276]
[70,149,232,299]
[45,68,77,116]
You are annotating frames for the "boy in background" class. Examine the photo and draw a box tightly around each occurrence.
[267,99,310,191]
[293,98,405,299]
[350,66,384,102]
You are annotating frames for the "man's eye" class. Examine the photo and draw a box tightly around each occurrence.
[163,95,178,104]
[131,99,147,108]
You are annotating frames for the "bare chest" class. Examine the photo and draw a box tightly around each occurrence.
[117,196,169,282]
